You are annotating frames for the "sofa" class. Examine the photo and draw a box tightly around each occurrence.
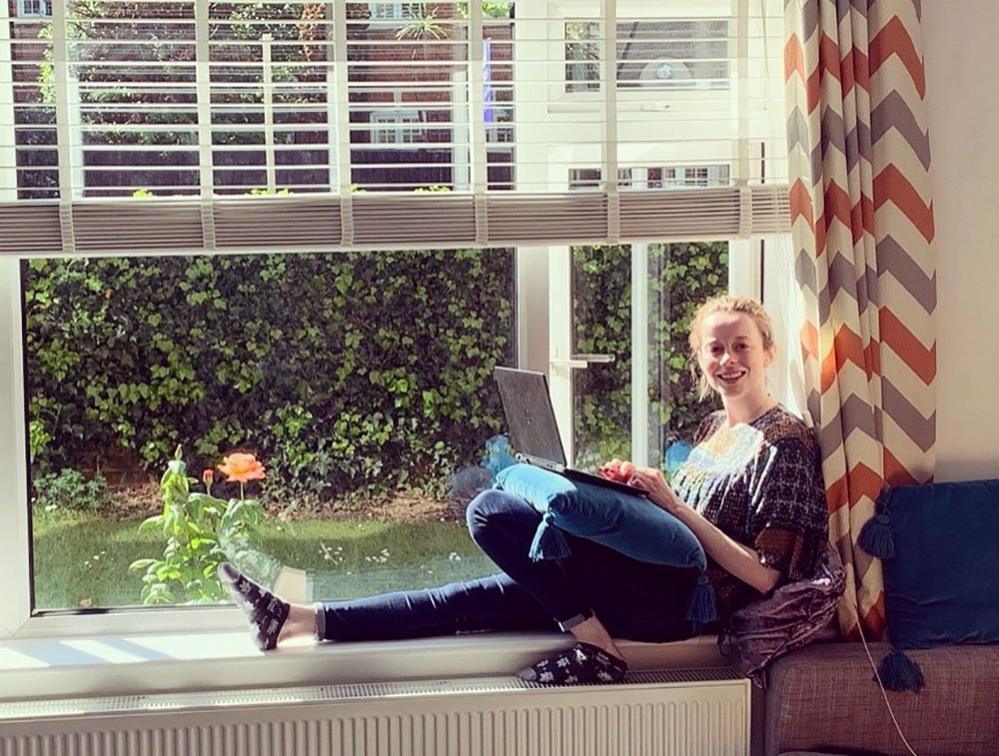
[761,475,999,756]
[764,640,999,755]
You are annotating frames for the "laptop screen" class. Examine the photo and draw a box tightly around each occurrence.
[493,367,567,466]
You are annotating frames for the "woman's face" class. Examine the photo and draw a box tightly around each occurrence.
[697,311,774,401]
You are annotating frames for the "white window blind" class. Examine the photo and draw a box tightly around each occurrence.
[0,0,789,256]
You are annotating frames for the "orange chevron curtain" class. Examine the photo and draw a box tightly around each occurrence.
[784,0,936,638]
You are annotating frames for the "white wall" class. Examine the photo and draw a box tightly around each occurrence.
[923,1,999,481]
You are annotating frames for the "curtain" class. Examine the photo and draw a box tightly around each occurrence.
[784,0,936,638]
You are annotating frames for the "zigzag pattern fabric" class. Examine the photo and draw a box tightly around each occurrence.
[783,0,935,638]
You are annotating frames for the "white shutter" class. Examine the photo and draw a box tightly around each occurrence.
[0,0,789,257]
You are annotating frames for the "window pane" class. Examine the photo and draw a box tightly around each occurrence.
[564,22,600,94]
[25,249,515,610]
[565,19,731,94]
[571,243,631,467]
[571,241,727,471]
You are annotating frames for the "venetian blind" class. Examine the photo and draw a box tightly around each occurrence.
[0,0,789,256]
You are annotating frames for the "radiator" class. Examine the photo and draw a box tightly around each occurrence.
[0,668,750,755]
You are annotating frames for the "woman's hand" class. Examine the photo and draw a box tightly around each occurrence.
[627,466,689,517]
[598,458,635,483]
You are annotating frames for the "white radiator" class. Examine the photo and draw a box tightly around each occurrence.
[0,668,750,755]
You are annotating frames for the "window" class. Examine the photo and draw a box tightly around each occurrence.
[25,250,515,612]
[567,167,632,191]
[370,108,425,144]
[370,3,422,20]
[569,164,731,191]
[648,164,731,189]
[0,0,788,644]
[17,0,52,17]
[565,19,730,94]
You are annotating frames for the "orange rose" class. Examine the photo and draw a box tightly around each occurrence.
[217,453,266,483]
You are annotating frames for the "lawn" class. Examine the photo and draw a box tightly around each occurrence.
[32,509,497,611]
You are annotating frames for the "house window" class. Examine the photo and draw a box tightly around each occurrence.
[565,19,731,94]
[569,164,730,191]
[370,2,421,20]
[648,164,731,189]
[17,0,52,17]
[370,108,425,144]
[568,167,633,191]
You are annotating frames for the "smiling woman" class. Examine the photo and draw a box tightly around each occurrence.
[689,295,777,409]
[202,294,826,690]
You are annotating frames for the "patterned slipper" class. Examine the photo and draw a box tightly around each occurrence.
[218,562,290,651]
[517,643,627,685]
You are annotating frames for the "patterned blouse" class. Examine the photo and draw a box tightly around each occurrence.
[670,404,828,621]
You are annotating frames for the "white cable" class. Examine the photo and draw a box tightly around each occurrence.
[853,598,919,756]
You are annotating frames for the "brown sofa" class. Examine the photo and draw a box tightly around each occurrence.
[764,641,999,756]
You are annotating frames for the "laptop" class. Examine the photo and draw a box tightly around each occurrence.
[493,367,648,497]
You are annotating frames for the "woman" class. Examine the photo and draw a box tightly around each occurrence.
[220,295,828,685]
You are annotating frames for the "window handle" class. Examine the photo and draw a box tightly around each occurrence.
[549,353,616,369]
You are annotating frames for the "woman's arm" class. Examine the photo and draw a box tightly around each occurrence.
[628,467,782,595]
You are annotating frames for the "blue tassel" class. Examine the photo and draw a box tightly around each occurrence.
[686,573,717,624]
[859,513,895,559]
[876,648,924,693]
[528,512,571,562]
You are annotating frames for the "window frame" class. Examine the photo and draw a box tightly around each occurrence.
[16,0,51,18]
[0,236,775,642]
[562,17,732,95]
[369,107,425,144]
[547,2,738,114]
[369,2,421,21]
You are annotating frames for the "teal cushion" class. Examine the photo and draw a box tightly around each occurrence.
[859,478,999,691]
[494,463,714,622]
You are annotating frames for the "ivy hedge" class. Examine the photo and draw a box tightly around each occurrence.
[25,242,726,502]
[24,250,515,500]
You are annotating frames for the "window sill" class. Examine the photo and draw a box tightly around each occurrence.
[0,627,728,703]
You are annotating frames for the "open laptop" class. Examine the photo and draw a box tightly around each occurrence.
[493,367,648,497]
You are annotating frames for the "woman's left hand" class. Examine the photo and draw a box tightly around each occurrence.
[628,466,689,518]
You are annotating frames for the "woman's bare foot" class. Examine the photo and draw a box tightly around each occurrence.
[568,616,624,662]
[277,603,320,644]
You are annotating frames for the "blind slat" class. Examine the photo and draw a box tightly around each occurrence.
[0,185,789,256]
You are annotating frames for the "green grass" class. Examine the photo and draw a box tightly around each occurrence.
[32,509,496,611]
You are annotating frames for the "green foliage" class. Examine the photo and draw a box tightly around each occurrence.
[395,6,448,41]
[24,249,515,499]
[572,242,728,467]
[457,1,514,19]
[32,468,109,513]
[129,449,264,605]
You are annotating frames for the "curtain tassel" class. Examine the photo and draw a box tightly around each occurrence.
[877,648,925,693]
[859,513,895,559]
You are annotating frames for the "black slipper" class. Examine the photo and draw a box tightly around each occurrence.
[517,642,627,685]
[218,562,289,651]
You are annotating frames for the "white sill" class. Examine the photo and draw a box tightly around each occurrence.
[0,627,729,703]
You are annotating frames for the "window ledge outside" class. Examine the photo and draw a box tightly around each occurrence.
[0,628,729,704]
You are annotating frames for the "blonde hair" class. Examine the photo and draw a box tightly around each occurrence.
[688,295,776,400]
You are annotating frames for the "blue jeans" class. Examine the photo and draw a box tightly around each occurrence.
[315,489,701,643]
